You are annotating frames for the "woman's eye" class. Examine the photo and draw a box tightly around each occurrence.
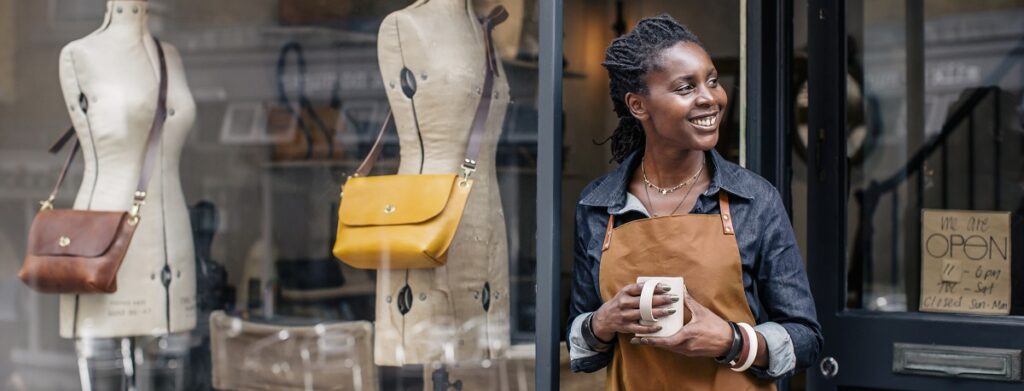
[708,78,719,87]
[675,84,694,93]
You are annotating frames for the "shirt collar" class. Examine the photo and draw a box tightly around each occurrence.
[578,148,754,209]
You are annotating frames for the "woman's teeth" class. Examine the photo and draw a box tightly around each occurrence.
[690,116,715,127]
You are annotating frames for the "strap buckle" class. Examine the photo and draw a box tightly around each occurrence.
[459,159,477,186]
[129,191,147,226]
[38,195,56,211]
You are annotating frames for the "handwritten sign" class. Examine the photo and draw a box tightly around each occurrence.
[920,209,1011,315]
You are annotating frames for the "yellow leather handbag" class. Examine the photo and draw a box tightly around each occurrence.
[333,7,507,270]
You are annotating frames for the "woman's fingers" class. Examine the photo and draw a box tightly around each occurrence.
[629,333,683,347]
[621,283,643,296]
[623,323,662,335]
[617,295,640,310]
[622,282,672,297]
[613,307,676,326]
[651,293,679,307]
[619,292,675,310]
[654,308,676,318]
[619,309,641,321]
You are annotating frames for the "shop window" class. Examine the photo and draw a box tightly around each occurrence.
[0,0,539,389]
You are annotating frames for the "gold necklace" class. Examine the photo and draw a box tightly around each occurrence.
[642,157,705,217]
[642,156,704,195]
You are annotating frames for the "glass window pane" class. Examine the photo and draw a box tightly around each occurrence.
[0,0,537,388]
[845,0,1024,314]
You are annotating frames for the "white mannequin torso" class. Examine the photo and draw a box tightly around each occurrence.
[374,0,510,366]
[57,0,197,338]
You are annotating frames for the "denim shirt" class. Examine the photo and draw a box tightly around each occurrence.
[566,149,822,380]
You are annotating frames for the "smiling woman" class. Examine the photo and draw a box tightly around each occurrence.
[566,14,822,391]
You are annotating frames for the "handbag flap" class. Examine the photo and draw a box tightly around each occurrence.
[28,209,127,257]
[339,174,459,227]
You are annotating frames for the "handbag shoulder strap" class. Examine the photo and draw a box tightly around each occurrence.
[41,38,169,218]
[353,6,509,179]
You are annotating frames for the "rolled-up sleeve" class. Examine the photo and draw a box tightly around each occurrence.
[567,205,614,373]
[750,188,823,379]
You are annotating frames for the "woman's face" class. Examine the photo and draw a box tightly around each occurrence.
[627,41,728,151]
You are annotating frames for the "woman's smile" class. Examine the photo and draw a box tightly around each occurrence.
[687,110,720,131]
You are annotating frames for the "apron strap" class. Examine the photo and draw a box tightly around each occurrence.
[719,191,735,235]
[602,214,615,251]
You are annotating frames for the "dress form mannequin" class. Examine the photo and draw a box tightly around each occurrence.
[375,0,511,366]
[58,2,197,388]
[57,0,197,339]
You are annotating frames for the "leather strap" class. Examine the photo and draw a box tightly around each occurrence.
[353,6,508,178]
[719,191,735,235]
[602,214,615,251]
[353,112,391,177]
[464,6,507,169]
[46,127,78,202]
[45,38,169,206]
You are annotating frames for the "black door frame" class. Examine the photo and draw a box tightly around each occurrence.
[805,1,1024,390]
[746,1,796,389]
[537,0,562,389]
[745,0,794,214]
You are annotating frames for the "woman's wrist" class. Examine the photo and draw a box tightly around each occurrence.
[752,331,769,368]
[582,312,614,351]
[591,307,616,342]
[714,321,742,364]
[714,320,736,357]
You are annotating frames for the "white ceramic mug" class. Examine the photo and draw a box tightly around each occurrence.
[635,276,686,338]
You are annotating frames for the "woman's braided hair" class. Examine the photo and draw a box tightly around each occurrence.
[599,14,704,163]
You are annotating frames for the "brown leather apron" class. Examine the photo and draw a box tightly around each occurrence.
[598,192,776,391]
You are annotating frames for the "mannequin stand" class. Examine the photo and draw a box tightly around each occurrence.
[431,366,462,391]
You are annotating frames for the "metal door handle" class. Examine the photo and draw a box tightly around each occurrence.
[820,356,839,378]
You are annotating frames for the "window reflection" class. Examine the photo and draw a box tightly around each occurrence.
[843,0,1024,314]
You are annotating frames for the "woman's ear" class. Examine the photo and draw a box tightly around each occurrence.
[625,92,648,121]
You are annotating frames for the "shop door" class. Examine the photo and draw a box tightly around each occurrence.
[805,0,1024,390]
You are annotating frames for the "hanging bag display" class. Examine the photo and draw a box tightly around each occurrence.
[268,41,346,161]
[332,6,507,270]
[18,39,169,294]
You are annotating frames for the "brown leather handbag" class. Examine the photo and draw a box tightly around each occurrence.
[18,39,169,294]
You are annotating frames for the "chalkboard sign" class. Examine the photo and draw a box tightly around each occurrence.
[920,209,1011,315]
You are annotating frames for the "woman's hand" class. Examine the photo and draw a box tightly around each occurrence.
[630,296,733,358]
[591,282,679,342]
